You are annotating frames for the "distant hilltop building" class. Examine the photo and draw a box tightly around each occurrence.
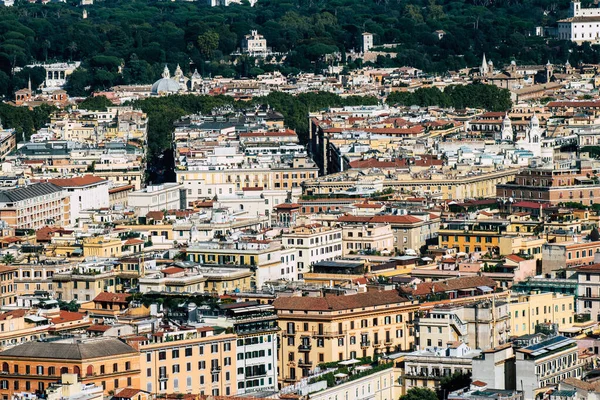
[240,30,271,57]
[208,0,256,6]
[21,61,81,91]
[151,65,204,95]
[362,32,374,53]
[558,1,600,43]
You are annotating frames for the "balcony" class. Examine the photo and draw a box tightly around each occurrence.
[360,340,371,349]
[298,344,312,352]
[283,376,296,383]
[158,374,169,381]
[283,331,296,337]
[384,340,393,346]
[211,367,221,373]
[312,330,346,338]
[373,341,382,348]
[298,360,313,368]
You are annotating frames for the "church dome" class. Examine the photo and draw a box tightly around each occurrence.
[151,65,180,95]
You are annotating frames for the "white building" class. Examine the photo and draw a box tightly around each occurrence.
[24,62,81,89]
[558,1,600,43]
[282,224,343,279]
[515,335,583,400]
[241,31,270,57]
[362,32,374,52]
[48,175,110,226]
[127,183,184,216]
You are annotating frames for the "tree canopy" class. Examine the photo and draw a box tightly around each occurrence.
[0,0,592,97]
[400,387,438,400]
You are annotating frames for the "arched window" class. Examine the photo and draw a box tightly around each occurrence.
[1,363,7,373]
[74,366,81,376]
[48,367,55,376]
[86,365,94,376]
[60,367,68,375]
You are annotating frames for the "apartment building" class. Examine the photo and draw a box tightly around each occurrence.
[415,300,510,351]
[515,335,583,400]
[135,327,236,396]
[47,176,109,226]
[497,160,600,206]
[0,267,16,307]
[53,269,120,303]
[0,183,70,230]
[341,223,394,256]
[542,240,600,274]
[400,343,481,394]
[438,220,510,254]
[13,262,72,297]
[0,337,140,397]
[509,292,575,335]
[574,263,600,321]
[339,214,440,254]
[127,184,184,217]
[0,129,16,162]
[282,224,342,278]
[186,240,297,289]
[273,290,418,386]
[221,302,278,394]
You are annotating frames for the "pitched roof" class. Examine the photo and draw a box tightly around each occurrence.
[574,263,600,272]
[113,388,148,399]
[0,309,27,321]
[273,290,409,312]
[505,254,526,263]
[51,311,87,324]
[0,183,63,203]
[404,276,497,296]
[0,338,137,360]
[93,292,131,304]
[48,175,106,188]
[146,211,164,220]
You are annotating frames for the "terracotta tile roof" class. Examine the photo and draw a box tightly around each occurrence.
[109,185,135,194]
[48,175,106,187]
[87,324,112,332]
[275,203,301,210]
[404,276,497,296]
[471,380,487,387]
[161,267,185,275]
[273,290,409,312]
[513,201,551,209]
[242,187,263,191]
[51,311,87,324]
[146,211,165,220]
[124,238,144,245]
[36,226,61,242]
[113,388,147,399]
[93,292,130,304]
[338,215,423,224]
[0,309,27,321]
[505,254,526,263]
[574,263,600,272]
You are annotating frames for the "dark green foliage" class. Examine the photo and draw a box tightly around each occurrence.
[0,0,590,98]
[589,227,600,242]
[400,387,438,400]
[0,102,55,141]
[58,299,80,312]
[437,371,471,399]
[79,95,114,111]
[387,83,512,111]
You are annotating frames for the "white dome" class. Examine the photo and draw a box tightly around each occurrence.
[151,78,180,95]
[151,65,181,95]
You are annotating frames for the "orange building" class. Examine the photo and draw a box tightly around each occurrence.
[0,337,140,396]
[0,266,16,307]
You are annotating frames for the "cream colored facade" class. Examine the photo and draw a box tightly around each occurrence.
[498,236,546,260]
[282,225,343,277]
[509,292,575,335]
[137,329,237,396]
[342,224,394,256]
[302,169,518,200]
[273,291,418,386]
[309,365,401,400]
[82,236,122,258]
[53,271,120,302]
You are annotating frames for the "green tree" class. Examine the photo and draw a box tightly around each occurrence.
[79,95,113,111]
[1,254,15,265]
[400,387,438,400]
[197,31,219,58]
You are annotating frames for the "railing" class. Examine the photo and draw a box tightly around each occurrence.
[360,340,371,348]
[158,374,169,381]
[298,344,312,351]
[298,360,313,367]
[312,330,346,338]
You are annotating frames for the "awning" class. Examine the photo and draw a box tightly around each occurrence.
[477,286,493,292]
[25,315,47,322]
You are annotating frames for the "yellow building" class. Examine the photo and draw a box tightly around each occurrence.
[134,327,237,396]
[273,290,418,386]
[498,236,546,260]
[509,292,575,336]
[438,220,510,254]
[53,271,121,302]
[341,223,394,256]
[83,236,122,258]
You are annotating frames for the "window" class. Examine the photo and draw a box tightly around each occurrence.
[172,349,180,359]
[185,347,192,357]
[159,351,166,360]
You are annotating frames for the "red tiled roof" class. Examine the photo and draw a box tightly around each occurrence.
[124,238,144,245]
[505,254,526,263]
[273,290,410,312]
[48,175,106,187]
[109,185,135,194]
[405,276,497,296]
[513,201,551,209]
[161,267,185,275]
[275,203,301,209]
[114,388,146,399]
[87,324,112,332]
[146,211,165,220]
[242,187,263,191]
[93,292,130,304]
[338,214,423,224]
[0,310,27,321]
[472,380,487,387]
[51,311,87,324]
[574,263,600,272]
